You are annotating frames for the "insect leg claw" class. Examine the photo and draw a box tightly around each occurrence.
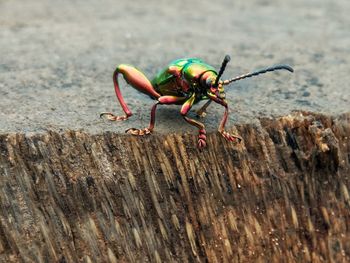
[196,110,207,118]
[220,131,242,143]
[100,112,129,121]
[125,127,152,136]
[197,129,207,148]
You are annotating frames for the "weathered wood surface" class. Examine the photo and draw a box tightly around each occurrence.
[0,112,349,263]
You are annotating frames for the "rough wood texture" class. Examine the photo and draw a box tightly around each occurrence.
[0,112,349,263]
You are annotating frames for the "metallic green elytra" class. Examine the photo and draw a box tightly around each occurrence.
[151,58,217,100]
[100,55,294,148]
[152,58,216,88]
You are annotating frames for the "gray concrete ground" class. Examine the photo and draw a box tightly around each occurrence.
[0,0,349,134]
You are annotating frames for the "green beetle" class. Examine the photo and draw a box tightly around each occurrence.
[100,55,293,148]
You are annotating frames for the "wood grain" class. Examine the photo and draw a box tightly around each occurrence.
[0,112,349,262]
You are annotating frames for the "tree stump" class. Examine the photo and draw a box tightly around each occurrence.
[0,112,349,262]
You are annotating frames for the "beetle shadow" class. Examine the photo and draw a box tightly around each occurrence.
[144,105,192,134]
[137,103,223,134]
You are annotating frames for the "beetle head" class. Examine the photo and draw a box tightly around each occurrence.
[202,55,231,99]
[206,78,226,99]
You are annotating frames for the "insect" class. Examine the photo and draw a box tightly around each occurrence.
[100,55,293,148]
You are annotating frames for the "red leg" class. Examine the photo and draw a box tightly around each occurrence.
[100,64,161,121]
[180,94,207,148]
[126,96,186,136]
[217,103,242,143]
[207,92,242,143]
[126,102,159,135]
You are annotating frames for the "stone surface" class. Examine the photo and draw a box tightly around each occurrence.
[0,0,349,134]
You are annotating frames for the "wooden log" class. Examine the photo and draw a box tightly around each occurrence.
[0,111,349,262]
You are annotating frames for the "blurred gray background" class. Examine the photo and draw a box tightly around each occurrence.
[0,0,349,134]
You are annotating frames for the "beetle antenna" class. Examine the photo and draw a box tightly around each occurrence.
[222,64,294,85]
[213,55,231,88]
